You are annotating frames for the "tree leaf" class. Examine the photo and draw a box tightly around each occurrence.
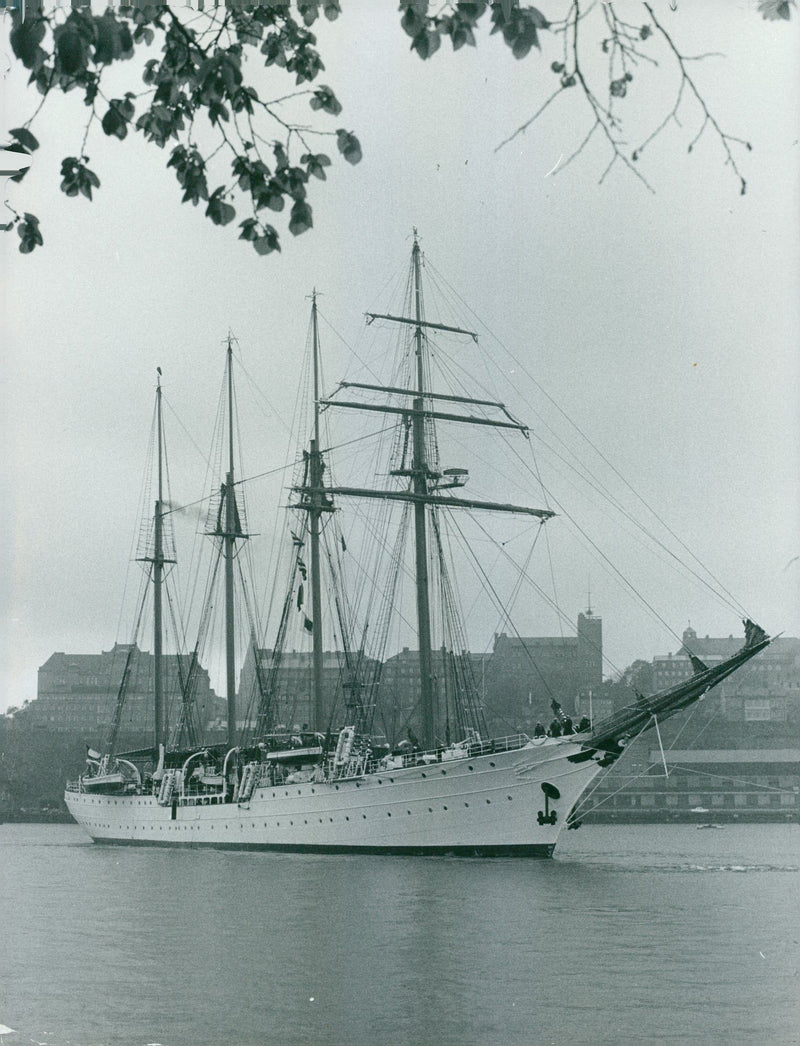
[10,127,39,152]
[336,129,362,165]
[253,225,281,254]
[288,199,313,236]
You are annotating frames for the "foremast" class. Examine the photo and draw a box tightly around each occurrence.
[319,231,555,750]
[410,238,435,750]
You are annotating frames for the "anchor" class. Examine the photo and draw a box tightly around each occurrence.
[537,781,560,826]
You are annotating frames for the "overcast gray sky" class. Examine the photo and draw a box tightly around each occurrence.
[2,1,798,712]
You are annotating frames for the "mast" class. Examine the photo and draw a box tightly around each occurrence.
[153,370,165,751]
[304,231,555,748]
[224,337,238,749]
[309,292,326,732]
[410,233,435,750]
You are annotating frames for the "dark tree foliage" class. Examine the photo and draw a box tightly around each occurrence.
[3,1,359,254]
[2,0,794,255]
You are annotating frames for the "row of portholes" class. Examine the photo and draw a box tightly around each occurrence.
[86,791,519,835]
[272,796,514,827]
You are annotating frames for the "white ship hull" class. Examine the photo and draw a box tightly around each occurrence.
[65,739,603,857]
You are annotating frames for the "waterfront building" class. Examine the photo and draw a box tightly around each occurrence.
[485,608,603,730]
[584,748,800,822]
[581,627,800,822]
[28,644,221,741]
[652,626,800,723]
[237,642,380,734]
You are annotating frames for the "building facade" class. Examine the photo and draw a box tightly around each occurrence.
[652,626,800,724]
[237,642,380,734]
[485,608,603,731]
[29,644,221,742]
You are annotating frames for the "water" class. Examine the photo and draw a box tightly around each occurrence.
[1,823,797,1046]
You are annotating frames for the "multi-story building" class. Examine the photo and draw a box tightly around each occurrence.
[581,626,800,822]
[237,642,380,734]
[29,644,221,743]
[484,608,603,731]
[652,626,800,723]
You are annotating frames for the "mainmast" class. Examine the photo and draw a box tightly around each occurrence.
[136,369,174,753]
[309,292,325,732]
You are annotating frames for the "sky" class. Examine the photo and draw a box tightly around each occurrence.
[2,1,799,714]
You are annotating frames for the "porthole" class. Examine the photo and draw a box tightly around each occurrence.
[486,799,491,804]
[345,816,350,821]
[464,802,469,808]
[507,796,513,801]
[489,761,496,768]
[421,772,427,778]
[468,765,474,771]
[407,810,411,815]
[441,769,447,775]
[387,812,392,817]
[428,807,433,812]
[443,805,448,811]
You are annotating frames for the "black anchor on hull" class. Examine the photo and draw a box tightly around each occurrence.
[537,781,560,826]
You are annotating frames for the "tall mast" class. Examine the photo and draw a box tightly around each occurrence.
[309,231,556,747]
[153,370,165,751]
[224,337,238,749]
[309,292,326,732]
[410,232,435,750]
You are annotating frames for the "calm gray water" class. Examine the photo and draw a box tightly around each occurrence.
[1,823,797,1046]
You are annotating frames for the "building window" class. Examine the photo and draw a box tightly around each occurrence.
[745,700,771,722]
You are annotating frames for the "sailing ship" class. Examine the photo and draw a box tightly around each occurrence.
[65,235,771,857]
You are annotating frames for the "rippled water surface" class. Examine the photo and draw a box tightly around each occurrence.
[1,823,797,1045]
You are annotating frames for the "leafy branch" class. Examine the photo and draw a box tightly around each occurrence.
[3,1,795,255]
[400,0,786,193]
[4,1,360,255]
